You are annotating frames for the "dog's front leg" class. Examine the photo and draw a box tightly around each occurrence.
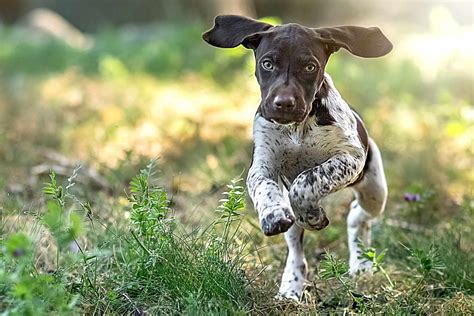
[290,151,364,230]
[247,155,295,236]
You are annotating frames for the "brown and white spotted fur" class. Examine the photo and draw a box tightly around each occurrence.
[203,15,391,301]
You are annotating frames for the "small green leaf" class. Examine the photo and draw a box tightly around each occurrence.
[43,200,62,230]
[376,250,386,263]
[69,213,82,239]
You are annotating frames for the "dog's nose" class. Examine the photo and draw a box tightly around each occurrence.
[274,95,296,109]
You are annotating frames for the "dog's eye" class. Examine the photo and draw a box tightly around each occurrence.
[304,64,317,73]
[261,60,274,71]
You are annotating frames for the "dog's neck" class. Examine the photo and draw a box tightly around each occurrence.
[316,74,354,126]
[308,76,332,124]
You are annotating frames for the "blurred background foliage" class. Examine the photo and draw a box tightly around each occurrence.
[1,0,472,208]
[0,0,473,313]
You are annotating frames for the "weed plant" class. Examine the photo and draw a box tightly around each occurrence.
[1,163,472,314]
[1,163,257,315]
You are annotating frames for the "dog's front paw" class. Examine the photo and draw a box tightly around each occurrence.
[293,205,330,231]
[260,205,295,236]
[288,183,329,230]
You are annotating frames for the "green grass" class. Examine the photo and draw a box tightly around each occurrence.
[1,164,472,315]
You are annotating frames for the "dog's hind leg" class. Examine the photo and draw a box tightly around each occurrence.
[278,224,307,300]
[347,138,388,275]
[278,180,307,300]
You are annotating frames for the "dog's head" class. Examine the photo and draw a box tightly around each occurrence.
[203,15,392,124]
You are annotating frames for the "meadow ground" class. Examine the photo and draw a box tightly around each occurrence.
[0,20,473,314]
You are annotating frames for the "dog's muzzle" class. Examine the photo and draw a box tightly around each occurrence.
[262,96,309,124]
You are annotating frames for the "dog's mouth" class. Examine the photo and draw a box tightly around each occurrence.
[262,105,310,125]
[270,117,300,125]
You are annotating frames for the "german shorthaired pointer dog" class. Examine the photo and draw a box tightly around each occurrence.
[203,15,392,301]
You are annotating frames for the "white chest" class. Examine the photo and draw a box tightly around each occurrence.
[277,122,347,181]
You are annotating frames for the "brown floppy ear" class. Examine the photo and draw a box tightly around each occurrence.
[314,26,392,58]
[202,15,273,49]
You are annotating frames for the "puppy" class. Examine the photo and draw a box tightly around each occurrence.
[203,15,391,300]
